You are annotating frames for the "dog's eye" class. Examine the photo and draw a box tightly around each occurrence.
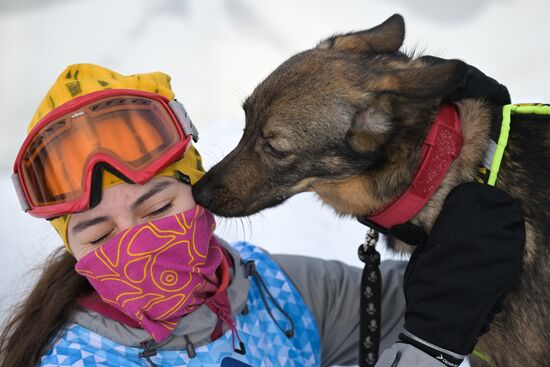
[263,142,289,159]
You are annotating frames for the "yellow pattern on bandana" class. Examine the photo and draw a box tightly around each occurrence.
[28,64,205,253]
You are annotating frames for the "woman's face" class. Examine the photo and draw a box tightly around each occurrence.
[68,176,195,260]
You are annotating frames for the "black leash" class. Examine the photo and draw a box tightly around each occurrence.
[356,218,427,367]
[357,229,381,367]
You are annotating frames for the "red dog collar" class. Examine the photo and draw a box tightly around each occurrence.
[366,104,463,229]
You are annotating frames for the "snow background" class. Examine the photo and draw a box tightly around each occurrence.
[2,1,550,365]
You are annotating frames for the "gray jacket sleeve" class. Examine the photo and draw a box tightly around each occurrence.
[271,255,407,367]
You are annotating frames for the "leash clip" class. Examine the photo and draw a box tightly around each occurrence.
[358,229,380,266]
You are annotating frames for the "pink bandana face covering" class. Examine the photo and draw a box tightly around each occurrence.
[75,205,223,342]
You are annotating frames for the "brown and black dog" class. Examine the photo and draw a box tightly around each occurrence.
[193,14,550,367]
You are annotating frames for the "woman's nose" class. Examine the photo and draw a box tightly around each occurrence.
[115,215,143,234]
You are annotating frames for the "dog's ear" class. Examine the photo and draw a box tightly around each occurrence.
[369,59,469,98]
[346,108,393,154]
[317,14,405,53]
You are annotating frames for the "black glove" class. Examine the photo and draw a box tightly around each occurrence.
[399,183,525,367]
[419,55,511,106]
[420,55,511,145]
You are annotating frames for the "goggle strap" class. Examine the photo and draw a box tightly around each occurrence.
[11,173,30,212]
[169,100,200,143]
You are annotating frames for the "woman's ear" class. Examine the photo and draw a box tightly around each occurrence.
[317,14,405,54]
[346,108,393,154]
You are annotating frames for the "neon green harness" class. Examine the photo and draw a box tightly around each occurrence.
[488,103,550,186]
[473,103,550,364]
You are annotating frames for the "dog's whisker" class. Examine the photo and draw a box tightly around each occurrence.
[245,216,253,242]
[233,218,240,239]
[227,217,234,239]
[201,148,225,168]
[202,149,219,163]
[233,218,239,239]
[216,146,226,163]
[238,217,247,241]
[234,217,240,239]
[216,217,224,236]
[228,83,246,105]
[217,216,230,238]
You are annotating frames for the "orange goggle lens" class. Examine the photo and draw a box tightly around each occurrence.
[17,94,188,212]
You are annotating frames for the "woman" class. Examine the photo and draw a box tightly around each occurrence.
[1,64,407,367]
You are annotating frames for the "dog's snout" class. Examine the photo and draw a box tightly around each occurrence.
[192,179,219,210]
[193,174,241,214]
[192,187,213,210]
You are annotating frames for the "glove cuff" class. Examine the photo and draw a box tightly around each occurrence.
[399,330,466,367]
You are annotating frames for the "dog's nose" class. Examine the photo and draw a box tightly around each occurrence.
[192,178,215,209]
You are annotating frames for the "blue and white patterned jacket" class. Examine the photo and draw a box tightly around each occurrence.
[40,241,407,366]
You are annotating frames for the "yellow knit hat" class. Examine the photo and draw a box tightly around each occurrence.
[27,64,205,253]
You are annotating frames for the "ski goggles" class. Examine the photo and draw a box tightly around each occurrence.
[12,89,199,219]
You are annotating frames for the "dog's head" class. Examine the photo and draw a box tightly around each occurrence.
[193,14,468,217]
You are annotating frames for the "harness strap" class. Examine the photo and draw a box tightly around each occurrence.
[488,103,550,185]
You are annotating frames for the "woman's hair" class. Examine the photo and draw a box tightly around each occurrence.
[0,247,92,367]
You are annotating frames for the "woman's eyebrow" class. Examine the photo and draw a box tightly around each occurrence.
[72,216,111,235]
[131,181,173,211]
